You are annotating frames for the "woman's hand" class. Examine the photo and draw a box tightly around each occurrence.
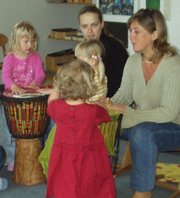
[90,97,112,110]
[110,104,127,115]
[94,100,108,110]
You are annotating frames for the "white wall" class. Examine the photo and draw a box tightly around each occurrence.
[128,0,180,54]
[0,0,180,64]
[0,0,83,65]
[166,0,180,53]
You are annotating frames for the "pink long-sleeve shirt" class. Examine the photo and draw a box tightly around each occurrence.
[2,52,45,89]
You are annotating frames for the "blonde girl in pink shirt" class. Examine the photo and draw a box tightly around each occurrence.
[2,21,45,94]
[1,21,45,171]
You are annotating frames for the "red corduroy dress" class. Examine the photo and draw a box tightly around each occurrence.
[46,100,116,198]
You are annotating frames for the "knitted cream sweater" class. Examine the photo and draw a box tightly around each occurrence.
[111,53,180,128]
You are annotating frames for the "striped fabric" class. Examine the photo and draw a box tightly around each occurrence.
[89,69,107,102]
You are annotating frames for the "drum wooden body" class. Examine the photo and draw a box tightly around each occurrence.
[13,139,45,185]
[0,87,49,185]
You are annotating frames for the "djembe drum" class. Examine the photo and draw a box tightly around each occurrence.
[0,85,49,185]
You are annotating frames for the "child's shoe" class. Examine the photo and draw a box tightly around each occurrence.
[0,177,8,190]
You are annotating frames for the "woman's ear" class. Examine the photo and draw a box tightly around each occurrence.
[101,21,104,29]
[152,30,158,41]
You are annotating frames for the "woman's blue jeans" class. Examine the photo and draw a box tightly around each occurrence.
[121,122,180,192]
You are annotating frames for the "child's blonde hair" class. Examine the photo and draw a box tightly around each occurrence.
[75,39,106,84]
[53,59,97,100]
[9,21,38,53]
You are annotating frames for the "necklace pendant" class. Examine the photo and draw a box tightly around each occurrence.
[144,57,153,64]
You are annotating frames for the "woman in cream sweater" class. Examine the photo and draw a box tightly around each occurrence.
[110,8,180,198]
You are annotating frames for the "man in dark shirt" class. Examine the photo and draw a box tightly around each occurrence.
[78,5,129,97]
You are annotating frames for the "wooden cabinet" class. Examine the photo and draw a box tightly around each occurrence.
[46,49,75,73]
[46,28,84,73]
[48,28,84,43]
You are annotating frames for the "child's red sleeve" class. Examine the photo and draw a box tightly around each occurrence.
[95,105,110,125]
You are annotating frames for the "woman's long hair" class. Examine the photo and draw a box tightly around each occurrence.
[127,9,178,60]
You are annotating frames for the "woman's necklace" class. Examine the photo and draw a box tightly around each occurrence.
[143,60,159,82]
[144,56,153,64]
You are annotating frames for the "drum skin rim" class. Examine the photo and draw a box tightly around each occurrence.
[0,93,49,102]
[0,84,49,102]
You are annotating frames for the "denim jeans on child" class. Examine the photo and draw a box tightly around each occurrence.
[121,122,180,192]
[0,145,8,190]
[0,105,15,167]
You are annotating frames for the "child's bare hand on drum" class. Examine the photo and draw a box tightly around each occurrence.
[37,87,54,95]
[48,88,60,104]
[28,81,40,90]
[11,84,26,94]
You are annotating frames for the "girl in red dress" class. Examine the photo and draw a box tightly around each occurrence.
[46,59,116,198]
